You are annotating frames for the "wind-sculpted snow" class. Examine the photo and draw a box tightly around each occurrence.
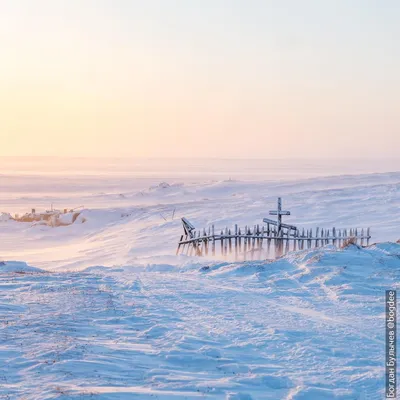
[1,172,399,271]
[1,244,399,399]
[1,164,399,398]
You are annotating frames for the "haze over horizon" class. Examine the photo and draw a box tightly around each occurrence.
[1,1,399,159]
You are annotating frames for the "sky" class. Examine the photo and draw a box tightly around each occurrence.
[0,0,399,159]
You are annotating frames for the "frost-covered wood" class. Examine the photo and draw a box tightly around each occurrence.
[177,197,371,260]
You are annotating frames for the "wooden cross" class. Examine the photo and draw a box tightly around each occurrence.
[263,197,296,235]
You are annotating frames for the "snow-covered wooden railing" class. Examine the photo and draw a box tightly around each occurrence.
[176,197,371,260]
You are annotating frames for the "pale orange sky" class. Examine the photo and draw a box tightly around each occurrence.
[1,1,399,159]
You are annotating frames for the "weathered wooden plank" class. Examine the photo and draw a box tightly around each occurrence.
[197,231,202,256]
[189,239,194,256]
[176,234,183,255]
[269,211,290,216]
[212,225,216,256]
[251,225,256,260]
[243,225,248,260]
[184,235,189,255]
[204,229,209,256]
[285,229,290,254]
[263,218,297,231]
[267,224,271,256]
[234,224,238,260]
[248,226,252,256]
[224,228,228,256]
[260,225,265,258]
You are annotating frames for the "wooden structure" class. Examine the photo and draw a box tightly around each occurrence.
[11,207,84,227]
[176,197,371,260]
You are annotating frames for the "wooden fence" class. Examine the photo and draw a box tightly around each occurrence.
[176,198,371,260]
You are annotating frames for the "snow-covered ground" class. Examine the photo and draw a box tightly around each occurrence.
[0,157,399,399]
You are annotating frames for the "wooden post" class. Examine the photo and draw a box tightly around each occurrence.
[243,226,247,260]
[225,228,228,256]
[285,229,290,254]
[297,229,301,250]
[228,228,232,255]
[234,224,238,260]
[259,225,264,259]
[271,226,275,255]
[247,226,251,260]
[185,235,190,255]
[197,231,202,256]
[176,234,183,255]
[212,225,215,256]
[189,239,194,256]
[274,226,279,257]
[238,227,242,254]
[247,226,251,258]
[256,224,260,250]
[204,229,209,256]
[250,225,256,260]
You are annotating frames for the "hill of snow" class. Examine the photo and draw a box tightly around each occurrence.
[1,243,399,399]
[0,158,399,399]
[0,170,399,271]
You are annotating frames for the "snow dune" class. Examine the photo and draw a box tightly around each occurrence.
[0,159,399,399]
[0,171,399,271]
[1,243,399,399]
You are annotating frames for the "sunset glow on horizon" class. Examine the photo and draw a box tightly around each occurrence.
[1,0,399,159]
